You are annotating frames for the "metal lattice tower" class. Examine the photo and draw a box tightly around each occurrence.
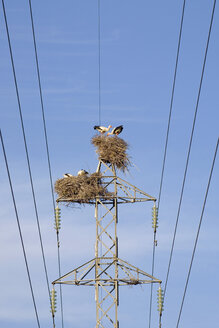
[53,160,161,327]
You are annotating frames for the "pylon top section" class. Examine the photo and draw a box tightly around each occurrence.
[57,160,156,205]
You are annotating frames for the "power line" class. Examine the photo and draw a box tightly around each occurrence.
[176,137,219,328]
[1,0,54,325]
[27,1,64,327]
[98,0,101,125]
[148,1,187,327]
[27,0,56,218]
[0,129,41,328]
[164,0,216,297]
[157,0,186,209]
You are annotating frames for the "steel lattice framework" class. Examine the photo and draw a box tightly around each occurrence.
[53,160,161,327]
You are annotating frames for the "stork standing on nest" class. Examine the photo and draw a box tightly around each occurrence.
[63,173,73,178]
[78,169,89,176]
[94,125,112,134]
[107,125,123,136]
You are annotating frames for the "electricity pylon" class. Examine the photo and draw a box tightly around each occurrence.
[53,160,161,327]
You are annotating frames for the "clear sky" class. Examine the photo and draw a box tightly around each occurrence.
[0,1,219,328]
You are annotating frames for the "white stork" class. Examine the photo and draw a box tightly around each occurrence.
[63,173,73,178]
[77,169,89,176]
[107,125,123,136]
[94,125,112,134]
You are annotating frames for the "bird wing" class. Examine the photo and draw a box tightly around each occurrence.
[114,125,123,134]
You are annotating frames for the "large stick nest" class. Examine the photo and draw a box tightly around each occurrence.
[54,173,112,205]
[91,135,130,171]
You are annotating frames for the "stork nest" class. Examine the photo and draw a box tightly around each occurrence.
[54,173,113,205]
[91,135,130,171]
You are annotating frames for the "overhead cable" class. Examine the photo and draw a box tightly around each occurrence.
[98,0,101,125]
[27,0,56,218]
[176,137,218,327]
[148,1,187,327]
[1,0,54,324]
[164,0,217,298]
[27,1,64,327]
[157,0,186,209]
[0,129,41,328]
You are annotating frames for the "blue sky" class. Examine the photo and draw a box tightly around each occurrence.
[0,0,219,327]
